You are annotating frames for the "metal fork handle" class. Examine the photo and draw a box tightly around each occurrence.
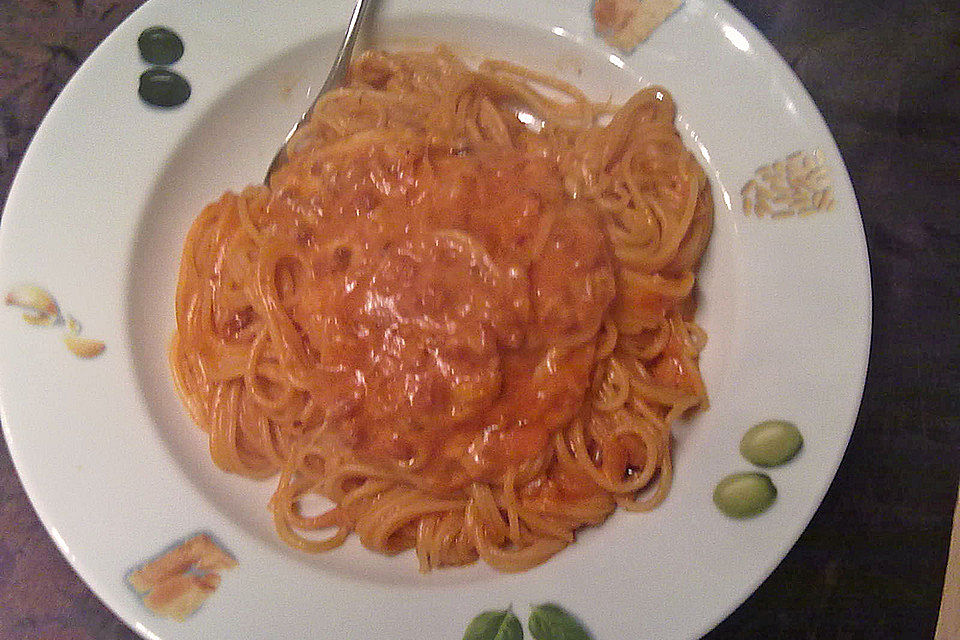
[265,0,373,183]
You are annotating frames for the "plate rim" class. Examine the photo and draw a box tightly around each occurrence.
[0,0,872,638]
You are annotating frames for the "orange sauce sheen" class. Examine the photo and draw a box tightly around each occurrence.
[251,140,615,490]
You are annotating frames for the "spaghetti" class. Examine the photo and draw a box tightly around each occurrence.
[171,47,712,572]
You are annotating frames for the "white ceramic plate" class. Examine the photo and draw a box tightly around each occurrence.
[0,0,871,638]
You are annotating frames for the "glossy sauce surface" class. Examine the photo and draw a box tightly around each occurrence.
[244,140,616,487]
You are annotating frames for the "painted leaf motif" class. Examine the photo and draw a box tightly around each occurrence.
[463,609,523,640]
[528,604,591,640]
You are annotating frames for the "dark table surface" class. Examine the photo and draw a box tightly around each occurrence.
[1,0,958,638]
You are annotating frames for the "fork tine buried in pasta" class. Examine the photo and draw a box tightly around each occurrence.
[170,46,712,573]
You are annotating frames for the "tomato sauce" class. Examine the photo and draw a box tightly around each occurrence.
[264,141,616,486]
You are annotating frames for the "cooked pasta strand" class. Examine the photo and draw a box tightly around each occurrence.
[170,47,711,572]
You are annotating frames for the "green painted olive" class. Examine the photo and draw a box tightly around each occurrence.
[713,472,777,518]
[740,419,803,467]
[138,26,184,65]
[139,67,191,108]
